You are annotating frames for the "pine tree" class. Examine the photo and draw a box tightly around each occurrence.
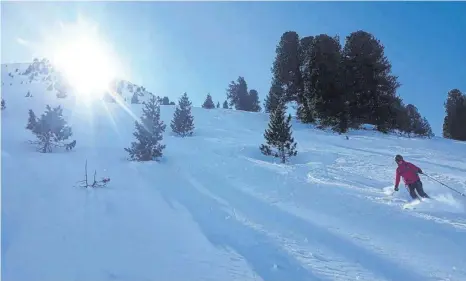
[162,96,170,105]
[307,34,346,131]
[248,89,261,112]
[264,80,283,113]
[26,105,73,153]
[26,109,38,130]
[297,36,315,123]
[342,30,400,130]
[260,100,298,163]
[404,104,433,138]
[271,31,302,102]
[226,77,260,112]
[202,93,216,109]
[222,100,229,109]
[1,99,5,110]
[420,117,434,138]
[389,98,410,135]
[125,95,166,161]
[226,77,248,110]
[171,93,195,137]
[216,101,220,108]
[443,89,466,140]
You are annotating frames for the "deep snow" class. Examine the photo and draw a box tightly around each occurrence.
[2,63,466,281]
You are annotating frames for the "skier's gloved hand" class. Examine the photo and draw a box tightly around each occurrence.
[418,169,423,174]
[394,186,399,192]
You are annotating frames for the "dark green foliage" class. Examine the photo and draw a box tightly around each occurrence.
[373,94,399,133]
[162,96,170,105]
[248,89,261,112]
[420,117,434,138]
[389,97,410,134]
[271,31,303,102]
[264,80,283,113]
[443,89,466,140]
[405,104,433,138]
[131,92,139,104]
[1,99,5,110]
[296,36,315,123]
[202,93,216,109]
[216,101,220,108]
[26,109,37,130]
[223,100,229,109]
[260,101,298,163]
[226,77,249,110]
[125,95,166,161]
[342,30,400,130]
[169,101,175,105]
[266,29,436,138]
[26,105,73,153]
[308,34,347,132]
[226,77,261,112]
[171,93,195,137]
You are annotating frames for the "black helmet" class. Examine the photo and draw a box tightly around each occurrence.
[395,154,403,162]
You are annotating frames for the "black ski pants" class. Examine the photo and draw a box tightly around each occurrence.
[407,180,430,199]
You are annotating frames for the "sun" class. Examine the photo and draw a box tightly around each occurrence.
[45,18,122,101]
[53,36,116,99]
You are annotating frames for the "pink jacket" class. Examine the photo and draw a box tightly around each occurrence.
[395,160,422,188]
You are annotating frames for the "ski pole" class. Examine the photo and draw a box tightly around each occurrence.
[423,174,466,197]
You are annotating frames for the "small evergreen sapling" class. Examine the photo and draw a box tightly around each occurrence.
[26,105,73,153]
[202,93,215,109]
[1,98,5,110]
[171,93,195,137]
[223,100,229,109]
[260,101,298,163]
[125,95,166,161]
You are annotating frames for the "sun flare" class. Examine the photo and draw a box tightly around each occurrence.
[47,18,122,101]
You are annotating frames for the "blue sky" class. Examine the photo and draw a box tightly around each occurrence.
[2,1,465,135]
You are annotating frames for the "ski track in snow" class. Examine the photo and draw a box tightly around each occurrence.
[2,63,466,281]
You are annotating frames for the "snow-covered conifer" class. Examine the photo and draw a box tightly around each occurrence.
[125,95,166,161]
[260,100,298,163]
[171,93,195,137]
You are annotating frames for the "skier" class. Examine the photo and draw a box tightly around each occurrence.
[394,154,430,200]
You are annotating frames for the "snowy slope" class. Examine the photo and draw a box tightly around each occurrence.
[2,62,466,281]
